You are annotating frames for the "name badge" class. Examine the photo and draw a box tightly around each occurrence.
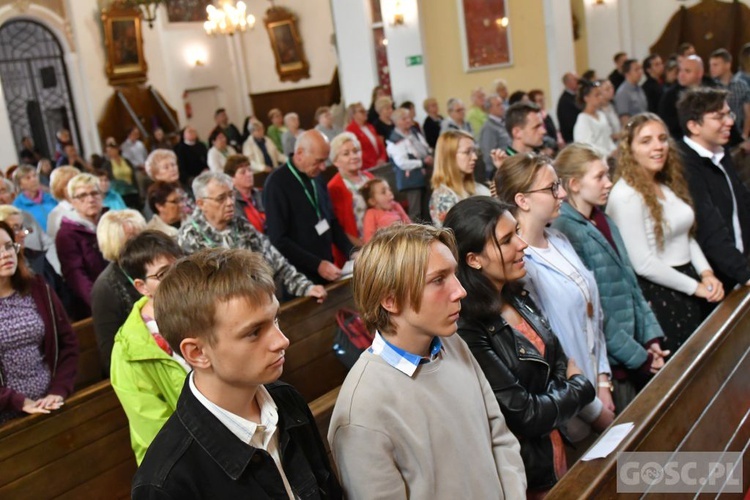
[315,218,330,235]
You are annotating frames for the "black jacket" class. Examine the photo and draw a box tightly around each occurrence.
[174,141,209,187]
[132,380,342,499]
[263,160,354,284]
[457,290,595,490]
[642,76,663,114]
[556,91,580,144]
[679,141,750,288]
[658,83,685,139]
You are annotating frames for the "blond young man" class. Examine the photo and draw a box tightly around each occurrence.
[328,224,526,499]
[132,249,341,499]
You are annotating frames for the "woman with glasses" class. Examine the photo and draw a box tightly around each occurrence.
[91,210,147,375]
[443,197,595,496]
[55,173,108,318]
[0,220,78,424]
[573,80,617,157]
[494,153,615,441]
[429,129,491,227]
[145,182,186,239]
[0,205,54,280]
[607,113,723,352]
[144,149,196,220]
[552,143,668,411]
[345,102,387,170]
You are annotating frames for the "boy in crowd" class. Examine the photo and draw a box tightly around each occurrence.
[110,231,187,465]
[328,224,526,499]
[132,248,341,499]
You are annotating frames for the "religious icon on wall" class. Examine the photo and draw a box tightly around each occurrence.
[166,0,213,23]
[102,4,148,85]
[264,6,310,82]
[457,0,513,71]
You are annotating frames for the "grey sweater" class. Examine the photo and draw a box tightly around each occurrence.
[328,333,526,499]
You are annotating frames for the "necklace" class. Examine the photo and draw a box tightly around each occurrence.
[527,237,594,318]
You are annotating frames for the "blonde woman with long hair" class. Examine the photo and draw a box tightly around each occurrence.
[429,129,491,227]
[606,113,723,352]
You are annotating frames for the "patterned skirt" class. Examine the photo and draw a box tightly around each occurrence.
[637,263,714,354]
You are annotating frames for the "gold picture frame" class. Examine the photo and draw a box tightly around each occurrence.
[264,6,310,83]
[102,3,148,85]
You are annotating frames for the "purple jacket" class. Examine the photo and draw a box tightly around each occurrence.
[0,276,79,412]
[56,217,107,314]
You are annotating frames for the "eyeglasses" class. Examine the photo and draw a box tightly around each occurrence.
[523,180,563,199]
[163,196,185,205]
[0,241,21,255]
[708,111,736,123]
[10,225,33,237]
[73,191,102,201]
[202,191,233,204]
[146,265,171,281]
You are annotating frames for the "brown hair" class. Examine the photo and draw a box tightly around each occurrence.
[358,178,387,207]
[0,220,32,294]
[49,165,81,201]
[431,129,477,197]
[353,224,458,336]
[223,154,251,178]
[493,153,552,214]
[154,248,276,353]
[615,113,694,249]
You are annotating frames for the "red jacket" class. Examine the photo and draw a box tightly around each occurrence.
[0,275,79,413]
[345,122,387,170]
[328,172,374,267]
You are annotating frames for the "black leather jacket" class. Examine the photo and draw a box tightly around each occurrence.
[457,289,595,490]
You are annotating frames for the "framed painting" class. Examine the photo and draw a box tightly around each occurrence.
[456,0,513,72]
[102,4,148,85]
[166,0,213,23]
[264,6,310,82]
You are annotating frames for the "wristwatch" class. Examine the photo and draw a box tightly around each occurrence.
[598,380,614,392]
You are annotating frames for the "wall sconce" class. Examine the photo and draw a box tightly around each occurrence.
[594,0,605,5]
[185,47,208,67]
[391,0,405,26]
[495,16,509,28]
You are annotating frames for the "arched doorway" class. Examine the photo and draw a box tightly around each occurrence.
[0,19,82,160]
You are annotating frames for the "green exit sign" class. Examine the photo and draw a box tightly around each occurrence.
[406,55,423,67]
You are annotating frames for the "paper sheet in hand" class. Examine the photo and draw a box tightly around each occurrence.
[338,260,354,279]
[581,422,635,461]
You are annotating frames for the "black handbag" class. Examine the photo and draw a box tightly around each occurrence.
[332,308,374,369]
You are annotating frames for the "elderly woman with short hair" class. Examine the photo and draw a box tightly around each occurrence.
[90,209,147,375]
[144,149,195,218]
[281,112,304,157]
[241,119,286,173]
[387,107,433,221]
[0,204,55,281]
[145,181,185,238]
[46,166,80,240]
[224,155,265,233]
[345,102,387,170]
[373,96,395,140]
[327,132,374,251]
[55,173,108,317]
[11,164,58,233]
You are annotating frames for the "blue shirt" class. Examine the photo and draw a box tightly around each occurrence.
[369,332,443,377]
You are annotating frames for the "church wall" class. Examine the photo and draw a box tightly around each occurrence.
[421,0,551,117]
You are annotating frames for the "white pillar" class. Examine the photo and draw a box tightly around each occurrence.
[64,52,100,156]
[229,33,253,118]
[0,84,18,172]
[542,0,576,120]
[330,0,379,105]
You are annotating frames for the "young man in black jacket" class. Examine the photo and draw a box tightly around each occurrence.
[677,87,750,289]
[132,248,341,499]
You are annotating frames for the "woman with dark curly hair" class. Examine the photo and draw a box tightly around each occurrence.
[606,113,724,352]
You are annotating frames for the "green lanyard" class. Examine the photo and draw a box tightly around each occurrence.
[287,160,321,219]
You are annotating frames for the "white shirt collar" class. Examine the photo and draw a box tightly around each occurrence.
[683,136,725,166]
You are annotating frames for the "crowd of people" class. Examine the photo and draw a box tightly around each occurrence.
[3,40,750,498]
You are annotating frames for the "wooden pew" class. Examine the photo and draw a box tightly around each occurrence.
[549,287,750,498]
[0,279,354,497]
[71,318,105,391]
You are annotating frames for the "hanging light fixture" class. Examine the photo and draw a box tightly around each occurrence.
[122,0,167,29]
[204,1,257,36]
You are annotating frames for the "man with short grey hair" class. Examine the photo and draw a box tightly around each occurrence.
[659,54,709,138]
[479,94,511,179]
[178,171,327,301]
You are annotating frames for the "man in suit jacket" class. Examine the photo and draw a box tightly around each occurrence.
[556,72,580,144]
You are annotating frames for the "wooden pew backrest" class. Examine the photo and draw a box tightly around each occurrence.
[72,317,105,391]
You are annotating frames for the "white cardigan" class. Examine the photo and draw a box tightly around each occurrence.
[607,180,711,295]
[241,136,287,173]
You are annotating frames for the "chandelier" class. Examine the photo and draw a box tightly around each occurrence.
[122,0,167,28]
[204,1,257,36]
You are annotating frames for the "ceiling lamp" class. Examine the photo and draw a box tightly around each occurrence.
[204,1,256,36]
